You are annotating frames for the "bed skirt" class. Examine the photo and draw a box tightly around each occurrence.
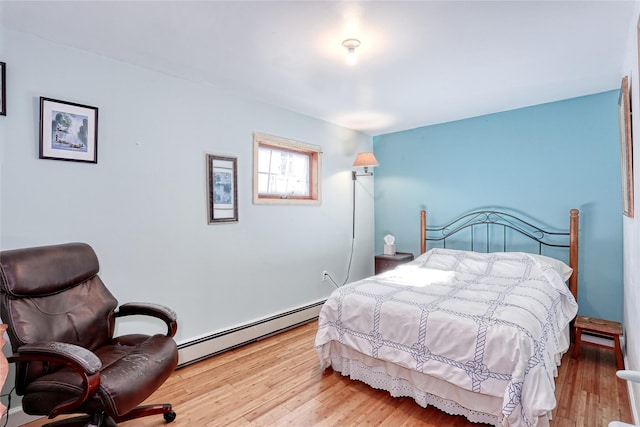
[321,341,551,427]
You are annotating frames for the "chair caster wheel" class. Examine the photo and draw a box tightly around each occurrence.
[164,410,177,423]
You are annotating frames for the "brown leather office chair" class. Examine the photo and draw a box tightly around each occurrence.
[0,242,179,427]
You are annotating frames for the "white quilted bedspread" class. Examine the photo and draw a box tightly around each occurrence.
[315,248,578,427]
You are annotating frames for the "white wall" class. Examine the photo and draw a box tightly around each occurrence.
[621,2,640,423]
[0,25,374,408]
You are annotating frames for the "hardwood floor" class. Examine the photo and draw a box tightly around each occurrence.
[20,321,632,426]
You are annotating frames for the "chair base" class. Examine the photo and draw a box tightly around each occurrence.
[41,404,175,427]
[41,415,116,427]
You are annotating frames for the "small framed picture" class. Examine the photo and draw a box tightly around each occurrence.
[1,62,6,116]
[207,153,238,224]
[39,97,98,163]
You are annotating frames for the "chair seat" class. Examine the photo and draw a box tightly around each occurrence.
[22,334,177,417]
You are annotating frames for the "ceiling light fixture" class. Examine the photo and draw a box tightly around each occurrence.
[342,38,361,66]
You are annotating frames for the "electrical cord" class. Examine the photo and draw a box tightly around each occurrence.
[325,235,356,289]
[325,173,360,289]
[325,168,371,289]
[1,386,15,427]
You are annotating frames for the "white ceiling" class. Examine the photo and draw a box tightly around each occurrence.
[0,1,637,136]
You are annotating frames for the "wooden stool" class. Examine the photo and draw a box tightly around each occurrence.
[572,315,624,369]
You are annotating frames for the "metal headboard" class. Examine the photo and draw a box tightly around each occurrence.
[420,209,580,300]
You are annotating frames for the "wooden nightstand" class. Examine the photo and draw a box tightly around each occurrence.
[375,252,414,274]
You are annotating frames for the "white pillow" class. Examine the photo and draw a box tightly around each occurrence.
[527,253,573,282]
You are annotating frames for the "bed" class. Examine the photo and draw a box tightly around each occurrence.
[315,208,579,427]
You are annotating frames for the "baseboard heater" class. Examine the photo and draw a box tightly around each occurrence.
[176,299,326,368]
[581,331,618,348]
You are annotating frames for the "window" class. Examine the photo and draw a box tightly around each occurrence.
[253,133,322,205]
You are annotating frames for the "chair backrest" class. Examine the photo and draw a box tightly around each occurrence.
[0,242,119,392]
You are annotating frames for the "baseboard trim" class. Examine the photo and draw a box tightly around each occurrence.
[626,361,639,425]
[176,299,325,367]
[620,339,638,425]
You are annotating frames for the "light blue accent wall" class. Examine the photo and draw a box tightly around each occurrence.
[374,92,623,322]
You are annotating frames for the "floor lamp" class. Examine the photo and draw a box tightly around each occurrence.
[329,152,379,287]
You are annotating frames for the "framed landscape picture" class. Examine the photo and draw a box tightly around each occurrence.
[618,76,634,218]
[207,153,238,224]
[39,97,98,163]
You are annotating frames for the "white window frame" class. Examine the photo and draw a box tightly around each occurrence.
[253,132,322,205]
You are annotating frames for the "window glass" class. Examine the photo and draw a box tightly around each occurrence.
[257,146,310,197]
[253,133,321,205]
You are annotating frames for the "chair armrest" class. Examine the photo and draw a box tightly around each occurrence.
[115,302,178,337]
[8,342,102,418]
[616,370,640,383]
[13,342,102,374]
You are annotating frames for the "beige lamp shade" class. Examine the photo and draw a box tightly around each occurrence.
[353,152,379,168]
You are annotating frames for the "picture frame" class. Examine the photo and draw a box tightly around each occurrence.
[39,97,98,163]
[0,62,6,116]
[618,76,634,218]
[207,153,238,224]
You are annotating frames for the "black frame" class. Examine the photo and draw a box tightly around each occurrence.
[39,97,98,163]
[207,154,238,224]
[1,62,6,116]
